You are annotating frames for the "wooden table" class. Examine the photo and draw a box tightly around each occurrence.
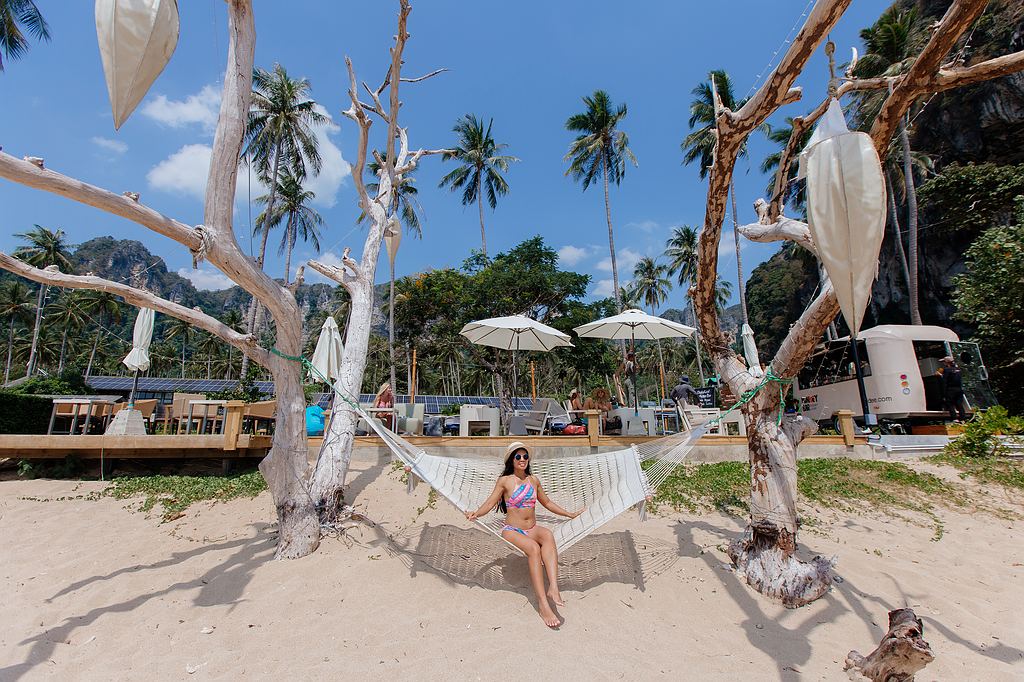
[48,398,115,435]
[185,400,228,435]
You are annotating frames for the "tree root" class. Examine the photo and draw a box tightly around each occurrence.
[845,608,934,681]
[726,524,836,608]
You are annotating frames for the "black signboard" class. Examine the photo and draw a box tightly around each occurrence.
[693,386,717,408]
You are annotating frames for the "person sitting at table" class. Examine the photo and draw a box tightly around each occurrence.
[584,387,618,433]
[373,381,395,429]
[568,388,585,413]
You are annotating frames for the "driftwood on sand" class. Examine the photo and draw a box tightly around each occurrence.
[845,608,934,681]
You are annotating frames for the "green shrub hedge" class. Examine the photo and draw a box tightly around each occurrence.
[0,391,55,434]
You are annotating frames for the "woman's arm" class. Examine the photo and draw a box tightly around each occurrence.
[534,478,582,519]
[465,480,505,521]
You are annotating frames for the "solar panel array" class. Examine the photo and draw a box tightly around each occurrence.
[86,376,533,413]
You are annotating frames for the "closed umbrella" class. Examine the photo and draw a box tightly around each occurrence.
[574,309,695,413]
[310,316,344,384]
[741,323,763,379]
[96,0,180,129]
[123,307,155,407]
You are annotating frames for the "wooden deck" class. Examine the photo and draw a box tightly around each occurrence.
[0,431,865,461]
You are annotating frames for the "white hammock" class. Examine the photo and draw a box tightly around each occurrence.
[351,404,707,553]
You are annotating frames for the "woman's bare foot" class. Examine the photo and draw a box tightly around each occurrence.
[547,588,565,607]
[539,603,561,628]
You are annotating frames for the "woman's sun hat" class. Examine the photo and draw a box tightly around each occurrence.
[506,441,531,458]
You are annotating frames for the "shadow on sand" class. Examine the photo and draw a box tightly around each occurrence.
[384,522,680,595]
[3,524,275,682]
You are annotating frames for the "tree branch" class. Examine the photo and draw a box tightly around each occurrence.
[0,252,268,366]
[695,0,850,377]
[869,0,988,153]
[739,200,817,256]
[772,280,840,379]
[0,152,201,251]
[400,68,447,83]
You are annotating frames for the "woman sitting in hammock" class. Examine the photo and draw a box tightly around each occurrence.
[465,442,582,628]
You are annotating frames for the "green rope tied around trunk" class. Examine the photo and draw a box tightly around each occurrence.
[270,346,362,411]
[706,367,794,427]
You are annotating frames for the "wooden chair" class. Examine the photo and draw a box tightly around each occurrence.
[243,400,277,434]
[169,393,205,433]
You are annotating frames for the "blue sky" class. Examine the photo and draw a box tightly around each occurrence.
[0,0,890,310]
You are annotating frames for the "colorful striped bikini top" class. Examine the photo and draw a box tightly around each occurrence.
[506,480,537,509]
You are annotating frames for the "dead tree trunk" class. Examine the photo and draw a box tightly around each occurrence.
[307,0,449,521]
[694,0,1024,606]
[845,608,934,681]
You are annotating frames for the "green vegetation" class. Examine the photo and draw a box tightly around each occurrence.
[104,472,267,520]
[941,406,1024,459]
[928,451,1024,492]
[953,212,1024,413]
[654,459,959,527]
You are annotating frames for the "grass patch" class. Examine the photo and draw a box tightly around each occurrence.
[104,472,267,520]
[926,452,1024,491]
[653,458,960,534]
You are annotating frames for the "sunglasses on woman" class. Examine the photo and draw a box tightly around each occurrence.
[514,453,529,461]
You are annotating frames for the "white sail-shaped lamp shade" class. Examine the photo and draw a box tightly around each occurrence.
[799,99,886,336]
[122,307,155,372]
[96,0,180,130]
[384,221,402,269]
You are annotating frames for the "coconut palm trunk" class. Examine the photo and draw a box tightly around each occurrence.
[25,283,45,376]
[241,134,284,377]
[690,299,706,385]
[885,169,912,295]
[85,330,101,378]
[57,326,68,373]
[283,214,295,285]
[602,155,622,314]
[5,317,16,384]
[476,182,487,257]
[388,258,397,403]
[730,180,749,325]
[899,115,922,325]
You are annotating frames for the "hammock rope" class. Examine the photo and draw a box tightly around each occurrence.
[269,347,785,552]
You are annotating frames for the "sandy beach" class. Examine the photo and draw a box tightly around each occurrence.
[1,458,1022,681]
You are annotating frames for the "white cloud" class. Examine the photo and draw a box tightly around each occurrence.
[624,219,659,234]
[302,105,351,208]
[91,136,128,154]
[596,247,642,274]
[557,245,591,267]
[147,143,212,199]
[145,102,349,207]
[141,85,221,131]
[177,266,236,291]
[591,278,615,298]
[305,251,344,283]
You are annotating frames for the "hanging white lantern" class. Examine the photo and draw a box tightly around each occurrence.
[384,217,402,268]
[799,99,886,336]
[95,0,180,130]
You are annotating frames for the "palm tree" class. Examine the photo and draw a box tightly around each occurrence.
[13,225,72,376]
[48,290,87,373]
[760,117,813,215]
[0,281,33,384]
[240,63,327,373]
[665,225,706,384]
[682,70,760,327]
[254,172,324,285]
[221,309,244,379]
[565,91,637,315]
[81,290,123,378]
[853,6,925,324]
[438,114,518,258]
[163,317,193,378]
[631,256,672,399]
[0,0,49,71]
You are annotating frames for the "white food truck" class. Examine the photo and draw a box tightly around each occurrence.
[793,325,996,429]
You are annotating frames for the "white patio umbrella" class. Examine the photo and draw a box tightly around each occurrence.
[798,98,886,336]
[460,315,572,413]
[461,315,573,352]
[96,0,180,130]
[574,308,695,412]
[573,308,696,342]
[310,316,344,384]
[122,307,155,406]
